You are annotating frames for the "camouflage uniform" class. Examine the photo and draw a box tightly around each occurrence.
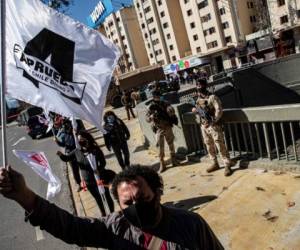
[195,94,232,173]
[146,101,178,171]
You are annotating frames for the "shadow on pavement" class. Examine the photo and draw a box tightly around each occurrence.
[163,195,218,211]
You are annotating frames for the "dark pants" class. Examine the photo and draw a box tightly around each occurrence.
[87,184,114,216]
[70,159,81,185]
[112,142,130,169]
[125,106,135,120]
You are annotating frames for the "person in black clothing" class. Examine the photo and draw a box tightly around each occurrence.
[121,90,135,120]
[103,111,130,169]
[55,119,81,192]
[57,130,114,216]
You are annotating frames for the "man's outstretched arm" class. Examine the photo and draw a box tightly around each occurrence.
[0,167,111,248]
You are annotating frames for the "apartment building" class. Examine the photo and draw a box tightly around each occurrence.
[178,0,258,71]
[266,0,300,52]
[101,7,149,74]
[134,0,191,66]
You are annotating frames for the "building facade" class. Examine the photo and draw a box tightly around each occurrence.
[177,0,259,71]
[101,7,149,74]
[266,0,300,53]
[134,0,191,66]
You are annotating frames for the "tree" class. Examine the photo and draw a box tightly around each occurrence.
[41,0,72,12]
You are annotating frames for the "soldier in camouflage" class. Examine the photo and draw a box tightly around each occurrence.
[146,90,180,172]
[192,78,234,176]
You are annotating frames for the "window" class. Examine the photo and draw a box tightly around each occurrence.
[220,8,226,15]
[277,0,285,6]
[136,2,140,8]
[139,13,143,18]
[201,13,211,23]
[158,60,165,65]
[297,9,300,18]
[250,15,256,22]
[153,38,160,45]
[147,17,154,24]
[172,56,177,61]
[247,1,254,8]
[193,34,198,41]
[150,28,156,35]
[209,27,216,34]
[124,44,128,49]
[155,49,162,56]
[207,41,218,49]
[184,0,189,4]
[190,22,195,29]
[198,0,208,9]
[147,43,151,48]
[225,36,232,43]
[196,46,201,53]
[157,0,162,6]
[166,33,171,39]
[116,17,120,22]
[144,33,148,39]
[169,45,174,50]
[145,6,151,13]
[150,53,153,58]
[141,23,145,29]
[222,22,229,29]
[121,35,125,40]
[204,27,215,36]
[187,9,193,16]
[160,11,165,17]
[163,22,169,28]
[280,15,288,24]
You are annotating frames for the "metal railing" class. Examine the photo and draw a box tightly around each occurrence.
[182,104,300,163]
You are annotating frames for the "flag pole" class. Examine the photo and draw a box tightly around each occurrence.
[1,0,8,169]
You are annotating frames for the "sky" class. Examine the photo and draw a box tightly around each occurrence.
[65,0,100,25]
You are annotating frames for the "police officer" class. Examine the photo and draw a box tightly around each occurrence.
[146,91,180,172]
[192,78,233,176]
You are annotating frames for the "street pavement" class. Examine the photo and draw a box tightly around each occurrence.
[0,124,81,250]
[71,105,300,250]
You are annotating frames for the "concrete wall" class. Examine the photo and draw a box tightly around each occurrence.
[136,100,190,155]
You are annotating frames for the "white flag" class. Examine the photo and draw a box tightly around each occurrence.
[13,150,61,199]
[6,0,120,131]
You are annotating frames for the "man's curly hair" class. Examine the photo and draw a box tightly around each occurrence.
[111,165,164,201]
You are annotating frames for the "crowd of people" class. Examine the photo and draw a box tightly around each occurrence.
[0,75,234,249]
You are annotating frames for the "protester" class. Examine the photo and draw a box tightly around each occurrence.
[0,165,224,249]
[146,91,180,172]
[103,111,130,170]
[192,78,234,176]
[55,119,82,192]
[121,90,136,120]
[57,130,114,216]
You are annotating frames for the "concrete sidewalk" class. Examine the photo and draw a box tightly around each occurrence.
[68,106,300,250]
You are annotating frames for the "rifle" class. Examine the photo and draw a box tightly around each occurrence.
[195,99,213,124]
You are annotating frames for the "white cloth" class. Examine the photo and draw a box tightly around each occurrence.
[13,150,61,199]
[6,0,120,132]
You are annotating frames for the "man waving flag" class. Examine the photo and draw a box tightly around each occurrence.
[5,0,120,131]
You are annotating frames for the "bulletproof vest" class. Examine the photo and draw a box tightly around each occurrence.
[149,101,172,125]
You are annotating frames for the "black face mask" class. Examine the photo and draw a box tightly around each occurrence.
[122,197,159,230]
